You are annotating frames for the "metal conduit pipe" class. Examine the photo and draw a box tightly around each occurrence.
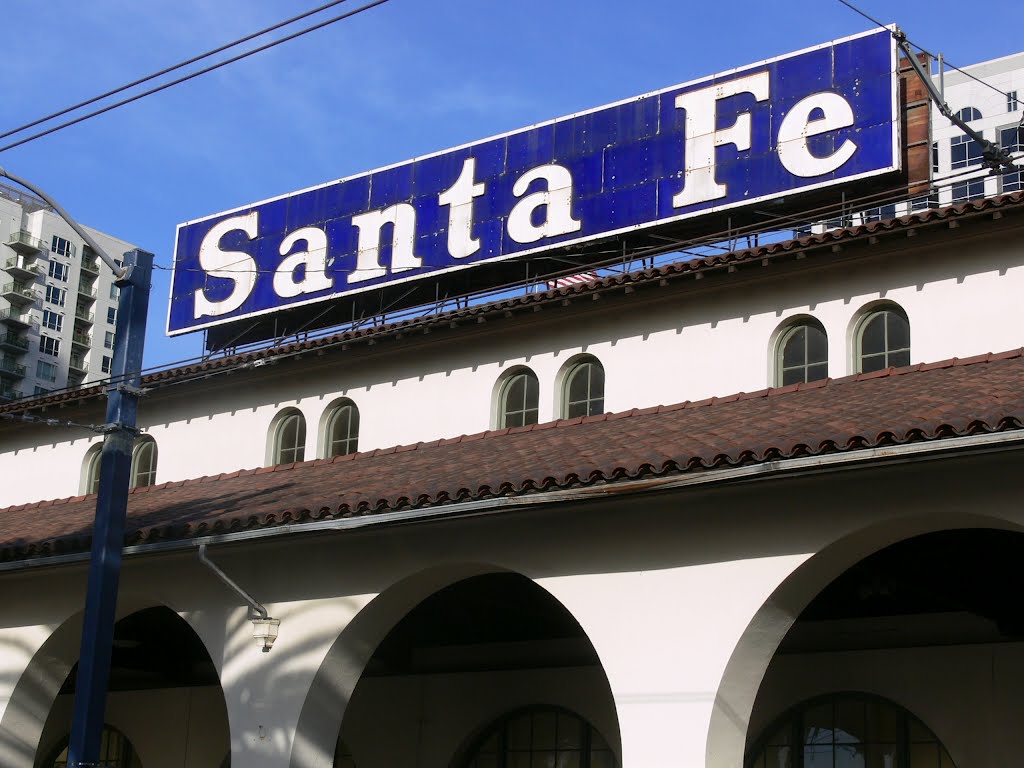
[197,543,280,652]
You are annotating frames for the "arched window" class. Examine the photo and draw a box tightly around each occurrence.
[562,358,605,418]
[857,306,910,373]
[463,707,617,768]
[324,400,360,458]
[47,724,141,767]
[498,369,539,428]
[83,444,103,495]
[955,106,982,122]
[131,436,158,488]
[747,693,956,768]
[777,321,828,386]
[272,410,306,464]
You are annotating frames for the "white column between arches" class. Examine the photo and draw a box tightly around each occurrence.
[538,555,809,768]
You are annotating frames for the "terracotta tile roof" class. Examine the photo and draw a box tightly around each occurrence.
[3,349,1024,564]
[3,191,1022,416]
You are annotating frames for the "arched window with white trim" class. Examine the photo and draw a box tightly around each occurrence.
[463,706,617,768]
[856,305,910,373]
[562,357,605,419]
[46,724,142,767]
[131,436,158,488]
[747,692,956,768]
[497,369,539,428]
[776,320,828,386]
[82,444,103,495]
[324,399,360,458]
[271,409,306,464]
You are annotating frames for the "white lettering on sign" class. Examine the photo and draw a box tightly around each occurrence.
[507,164,582,244]
[349,203,422,285]
[274,227,332,298]
[777,92,858,177]
[190,72,868,322]
[438,158,486,259]
[672,71,771,208]
[194,212,258,319]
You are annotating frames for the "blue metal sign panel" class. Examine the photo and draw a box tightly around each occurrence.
[168,27,900,336]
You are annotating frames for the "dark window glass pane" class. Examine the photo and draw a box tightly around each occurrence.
[835,699,866,744]
[806,362,829,382]
[568,365,590,404]
[887,313,910,351]
[861,354,887,374]
[533,711,557,750]
[782,367,806,387]
[782,327,807,368]
[589,365,605,400]
[889,349,911,368]
[507,714,532,750]
[507,375,526,409]
[804,745,834,768]
[804,702,833,743]
[861,315,886,356]
[557,713,583,749]
[806,326,827,363]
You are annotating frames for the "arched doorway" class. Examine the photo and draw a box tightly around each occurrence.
[303,570,619,768]
[736,529,1024,768]
[32,606,229,768]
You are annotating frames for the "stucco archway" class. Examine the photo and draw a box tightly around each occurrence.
[290,563,620,768]
[705,511,1024,768]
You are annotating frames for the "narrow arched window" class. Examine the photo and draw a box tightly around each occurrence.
[83,445,103,495]
[131,436,158,488]
[498,370,539,428]
[563,358,605,418]
[747,693,956,768]
[777,321,828,386]
[325,401,360,457]
[47,724,140,767]
[858,306,910,373]
[273,410,306,464]
[463,707,617,768]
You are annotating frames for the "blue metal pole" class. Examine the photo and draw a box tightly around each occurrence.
[66,249,152,768]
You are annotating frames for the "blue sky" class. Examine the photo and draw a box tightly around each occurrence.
[2,0,1020,368]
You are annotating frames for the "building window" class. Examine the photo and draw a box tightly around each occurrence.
[950,178,986,202]
[45,285,67,307]
[563,358,605,418]
[999,125,1023,193]
[50,235,75,258]
[955,106,982,122]
[36,360,57,382]
[324,400,360,458]
[862,204,898,223]
[105,331,115,349]
[857,306,910,372]
[42,309,63,332]
[101,355,112,374]
[950,134,983,170]
[746,693,956,768]
[109,283,119,300]
[131,437,158,488]
[272,410,306,464]
[48,260,68,281]
[34,386,50,396]
[498,369,539,428]
[107,307,117,325]
[83,445,103,495]
[1009,90,1020,112]
[931,141,939,174]
[46,724,137,768]
[463,707,617,768]
[777,321,828,386]
[39,336,60,357]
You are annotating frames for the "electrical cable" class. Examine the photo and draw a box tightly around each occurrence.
[0,0,357,144]
[834,0,1013,103]
[0,0,390,154]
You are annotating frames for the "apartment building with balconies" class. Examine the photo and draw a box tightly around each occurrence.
[0,181,134,401]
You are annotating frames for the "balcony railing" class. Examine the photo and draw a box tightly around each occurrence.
[69,355,88,372]
[3,256,41,279]
[80,257,100,274]
[0,332,28,352]
[0,308,31,327]
[74,307,94,323]
[0,281,36,304]
[0,357,27,378]
[77,283,98,300]
[72,330,92,347]
[0,386,22,401]
[5,230,44,255]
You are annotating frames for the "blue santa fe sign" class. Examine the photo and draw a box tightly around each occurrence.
[168,27,900,336]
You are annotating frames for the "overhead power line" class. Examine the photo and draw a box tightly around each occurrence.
[0,0,357,145]
[0,0,390,154]
[834,0,1014,103]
